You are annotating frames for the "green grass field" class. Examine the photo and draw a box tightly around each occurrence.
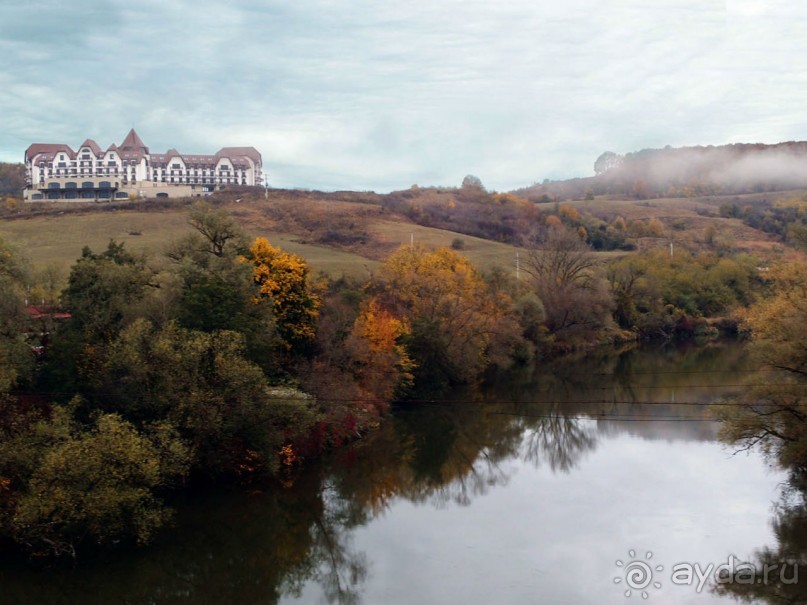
[371,220,521,271]
[0,209,379,281]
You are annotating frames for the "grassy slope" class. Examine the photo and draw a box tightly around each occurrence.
[0,208,531,279]
[0,209,380,280]
[0,187,795,283]
[372,220,519,270]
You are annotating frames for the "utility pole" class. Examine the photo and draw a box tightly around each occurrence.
[515,251,520,281]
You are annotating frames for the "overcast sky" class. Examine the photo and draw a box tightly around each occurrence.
[2,0,807,192]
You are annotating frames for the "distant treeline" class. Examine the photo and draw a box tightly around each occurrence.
[516,142,807,201]
[0,163,24,199]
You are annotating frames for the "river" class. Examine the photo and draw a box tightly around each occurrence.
[1,340,800,604]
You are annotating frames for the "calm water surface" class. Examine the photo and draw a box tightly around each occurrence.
[2,340,801,605]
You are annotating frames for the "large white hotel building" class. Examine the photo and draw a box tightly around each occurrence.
[24,129,263,201]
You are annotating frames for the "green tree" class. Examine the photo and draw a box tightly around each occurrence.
[60,240,153,342]
[168,205,277,370]
[593,151,623,175]
[1,408,189,557]
[97,319,315,476]
[0,238,32,395]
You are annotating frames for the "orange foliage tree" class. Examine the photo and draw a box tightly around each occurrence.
[246,238,320,354]
[346,299,414,404]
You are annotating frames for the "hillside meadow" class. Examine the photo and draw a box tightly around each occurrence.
[0,185,798,287]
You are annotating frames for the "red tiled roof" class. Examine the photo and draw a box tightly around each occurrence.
[25,144,75,163]
[79,139,103,156]
[216,146,262,165]
[119,128,149,153]
[24,305,72,320]
[26,133,260,171]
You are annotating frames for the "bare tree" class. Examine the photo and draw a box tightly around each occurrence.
[523,226,600,289]
[523,227,613,343]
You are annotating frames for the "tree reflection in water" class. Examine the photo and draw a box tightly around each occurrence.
[0,340,772,605]
[712,475,807,604]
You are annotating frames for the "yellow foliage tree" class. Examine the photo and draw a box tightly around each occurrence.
[719,262,807,471]
[379,245,507,384]
[246,238,320,353]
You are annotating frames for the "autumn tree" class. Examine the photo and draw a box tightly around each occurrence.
[246,238,320,356]
[377,245,511,388]
[719,262,807,473]
[345,299,414,404]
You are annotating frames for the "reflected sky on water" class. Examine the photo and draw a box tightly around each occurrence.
[1,340,797,605]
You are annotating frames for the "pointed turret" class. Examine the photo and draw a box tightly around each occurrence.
[119,129,149,154]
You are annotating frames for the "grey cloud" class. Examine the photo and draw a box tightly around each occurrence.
[3,0,807,191]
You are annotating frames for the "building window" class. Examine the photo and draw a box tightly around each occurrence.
[82,181,94,189]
